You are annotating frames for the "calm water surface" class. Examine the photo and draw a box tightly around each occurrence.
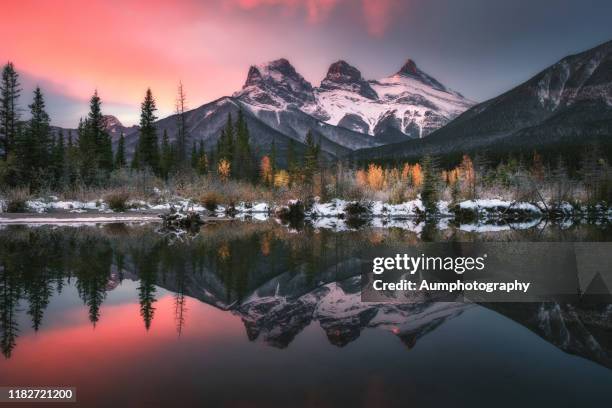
[0,221,611,407]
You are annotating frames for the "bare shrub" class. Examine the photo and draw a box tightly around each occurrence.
[105,190,131,212]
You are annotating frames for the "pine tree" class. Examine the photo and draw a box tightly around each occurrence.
[66,130,79,186]
[115,132,126,168]
[16,87,51,189]
[216,113,234,164]
[52,130,66,188]
[137,88,159,173]
[303,130,320,184]
[89,91,112,172]
[196,140,207,175]
[79,91,112,183]
[420,155,440,215]
[0,62,21,160]
[287,138,297,183]
[234,110,252,180]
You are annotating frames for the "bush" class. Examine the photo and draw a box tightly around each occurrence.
[105,190,131,212]
[276,200,305,228]
[3,189,30,213]
[200,192,223,212]
[344,201,371,217]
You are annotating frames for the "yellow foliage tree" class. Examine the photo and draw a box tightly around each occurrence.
[274,169,290,188]
[218,159,231,181]
[355,169,368,186]
[367,163,385,190]
[411,163,423,187]
[401,163,412,181]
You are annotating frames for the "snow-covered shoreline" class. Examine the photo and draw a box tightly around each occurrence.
[0,196,609,229]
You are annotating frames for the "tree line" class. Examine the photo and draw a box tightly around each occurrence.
[0,62,328,193]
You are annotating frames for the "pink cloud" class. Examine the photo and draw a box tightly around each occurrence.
[362,0,401,37]
[230,0,399,32]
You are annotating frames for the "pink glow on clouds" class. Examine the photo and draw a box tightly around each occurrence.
[0,0,406,125]
[231,0,402,36]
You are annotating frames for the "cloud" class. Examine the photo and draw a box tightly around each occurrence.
[362,0,401,37]
[230,0,400,33]
[233,0,338,23]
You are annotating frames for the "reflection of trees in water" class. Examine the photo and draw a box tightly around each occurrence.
[0,223,370,357]
[1,221,609,362]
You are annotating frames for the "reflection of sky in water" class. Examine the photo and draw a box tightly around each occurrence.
[1,223,611,407]
[2,282,612,407]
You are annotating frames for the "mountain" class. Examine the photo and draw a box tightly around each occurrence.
[352,40,612,161]
[102,115,137,139]
[312,59,473,141]
[67,57,472,160]
[235,57,474,146]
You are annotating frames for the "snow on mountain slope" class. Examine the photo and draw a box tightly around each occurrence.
[313,59,474,139]
[235,57,474,143]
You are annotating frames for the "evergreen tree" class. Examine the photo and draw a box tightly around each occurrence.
[79,91,112,183]
[137,88,159,173]
[216,113,234,163]
[15,87,52,189]
[303,130,320,183]
[89,91,112,172]
[115,132,126,168]
[65,130,79,186]
[287,138,297,182]
[130,148,140,170]
[233,110,252,180]
[420,155,440,215]
[191,140,198,169]
[52,130,66,187]
[0,62,21,160]
[196,140,207,175]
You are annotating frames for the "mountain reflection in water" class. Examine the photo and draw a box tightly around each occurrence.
[0,221,611,407]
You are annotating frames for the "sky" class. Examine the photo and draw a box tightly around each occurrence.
[1,0,612,127]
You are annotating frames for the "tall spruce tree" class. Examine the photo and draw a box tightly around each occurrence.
[137,88,159,173]
[216,113,234,164]
[79,91,113,183]
[420,155,440,215]
[233,110,252,180]
[0,62,21,160]
[115,132,126,168]
[52,130,66,188]
[303,130,320,183]
[66,130,79,186]
[196,140,207,175]
[16,87,51,189]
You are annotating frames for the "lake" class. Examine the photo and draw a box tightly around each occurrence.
[1,220,611,407]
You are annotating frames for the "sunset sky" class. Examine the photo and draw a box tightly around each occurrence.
[2,0,612,127]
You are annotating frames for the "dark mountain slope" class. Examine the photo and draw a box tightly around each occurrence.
[352,40,612,162]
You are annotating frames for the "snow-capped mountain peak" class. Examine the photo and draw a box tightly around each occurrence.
[235,58,316,109]
[314,59,475,139]
[320,60,378,100]
[234,57,474,145]
[398,58,419,75]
